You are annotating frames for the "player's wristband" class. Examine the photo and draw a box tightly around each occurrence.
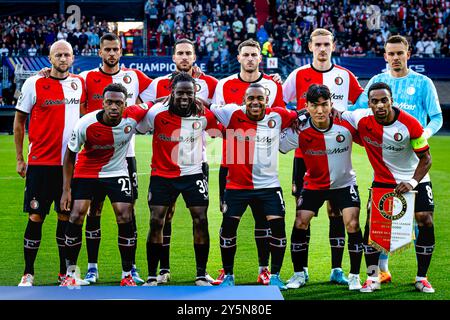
[408,178,419,189]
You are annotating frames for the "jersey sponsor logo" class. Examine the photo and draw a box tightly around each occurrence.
[304,146,349,155]
[70,131,77,141]
[268,119,276,128]
[43,98,80,105]
[30,199,39,210]
[394,132,403,142]
[192,121,202,130]
[71,81,78,90]
[406,86,416,95]
[123,75,132,84]
[335,76,344,85]
[394,102,416,111]
[235,133,273,143]
[331,93,344,100]
[378,192,407,221]
[93,94,103,100]
[336,133,346,143]
[92,140,128,149]
[158,133,195,143]
[124,125,132,134]
[363,136,404,151]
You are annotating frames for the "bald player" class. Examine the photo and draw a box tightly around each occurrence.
[15,40,86,286]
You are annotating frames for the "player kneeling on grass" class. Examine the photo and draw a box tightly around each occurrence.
[279,84,366,290]
[60,83,151,287]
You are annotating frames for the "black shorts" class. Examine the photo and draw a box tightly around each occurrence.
[292,157,306,197]
[202,162,209,182]
[219,165,228,204]
[297,185,361,215]
[371,181,434,213]
[72,177,134,204]
[222,187,286,218]
[23,165,64,216]
[126,157,138,201]
[148,173,209,207]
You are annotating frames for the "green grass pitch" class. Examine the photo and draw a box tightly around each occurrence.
[0,134,448,300]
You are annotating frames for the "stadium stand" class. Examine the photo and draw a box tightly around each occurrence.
[0,0,449,133]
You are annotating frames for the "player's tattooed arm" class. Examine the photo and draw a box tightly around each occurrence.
[195,97,211,109]
[61,148,77,211]
[37,67,51,78]
[395,150,432,194]
[192,65,204,78]
[14,111,28,178]
[269,73,282,84]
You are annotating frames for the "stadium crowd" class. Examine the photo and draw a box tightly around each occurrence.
[0,0,449,60]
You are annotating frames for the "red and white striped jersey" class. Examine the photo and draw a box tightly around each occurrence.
[212,72,285,107]
[342,108,430,185]
[212,72,285,167]
[211,104,298,190]
[16,74,85,166]
[140,73,218,102]
[136,103,220,178]
[140,72,219,163]
[79,67,153,157]
[283,64,363,158]
[280,118,359,190]
[69,102,151,178]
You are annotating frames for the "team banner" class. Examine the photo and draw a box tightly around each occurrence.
[369,188,416,254]
[3,56,450,79]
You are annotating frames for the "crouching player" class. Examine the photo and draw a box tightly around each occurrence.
[60,83,151,286]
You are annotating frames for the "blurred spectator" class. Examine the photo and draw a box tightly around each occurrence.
[262,37,274,57]
[0,44,9,56]
[27,43,37,56]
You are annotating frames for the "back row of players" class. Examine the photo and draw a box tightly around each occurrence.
[14,28,441,293]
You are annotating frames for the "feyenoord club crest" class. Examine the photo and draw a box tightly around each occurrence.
[30,199,39,210]
[369,188,416,253]
[378,192,407,221]
[335,76,343,85]
[407,86,416,95]
[192,121,201,130]
[268,119,276,128]
[123,75,132,84]
[195,83,201,93]
[394,132,403,141]
[264,87,271,97]
[336,133,345,143]
[124,125,132,134]
[71,81,78,90]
